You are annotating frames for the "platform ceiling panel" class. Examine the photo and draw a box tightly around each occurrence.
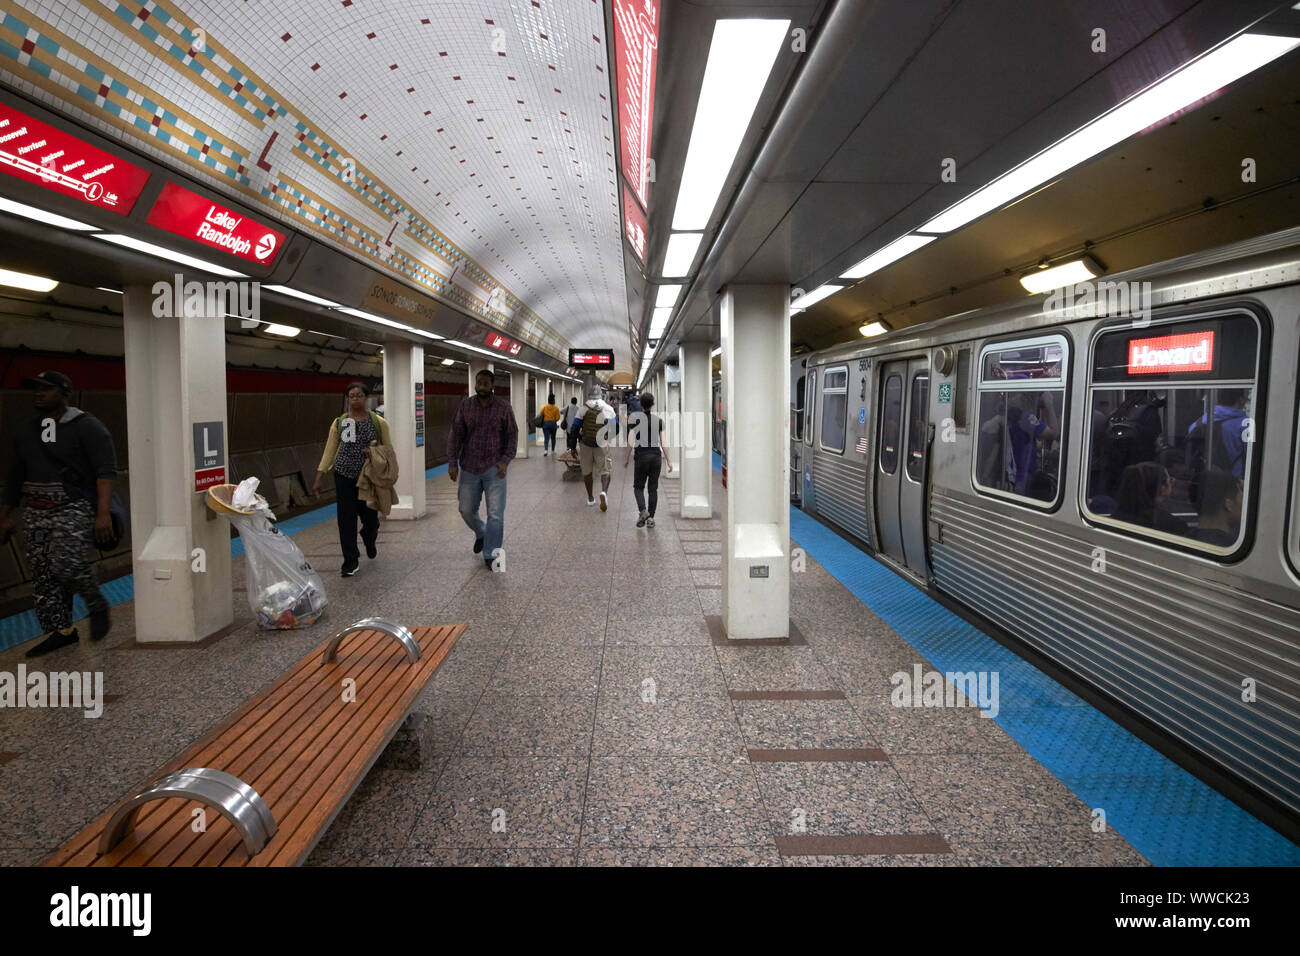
[0,0,629,370]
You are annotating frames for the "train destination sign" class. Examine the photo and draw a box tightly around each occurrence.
[0,103,150,214]
[1127,330,1214,375]
[483,330,523,355]
[146,181,287,266]
[570,349,615,368]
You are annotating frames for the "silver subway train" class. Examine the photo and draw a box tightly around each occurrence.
[790,225,1300,830]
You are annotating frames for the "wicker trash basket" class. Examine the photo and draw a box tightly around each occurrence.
[205,483,269,516]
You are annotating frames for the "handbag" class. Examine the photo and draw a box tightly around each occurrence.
[533,413,545,428]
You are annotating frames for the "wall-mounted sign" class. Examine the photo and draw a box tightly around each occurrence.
[363,277,442,329]
[483,330,523,355]
[622,183,647,263]
[612,0,659,210]
[147,181,287,266]
[570,349,615,368]
[1127,330,1214,375]
[192,420,226,492]
[415,381,425,448]
[0,103,150,214]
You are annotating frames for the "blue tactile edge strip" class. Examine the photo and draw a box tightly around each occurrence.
[0,463,453,654]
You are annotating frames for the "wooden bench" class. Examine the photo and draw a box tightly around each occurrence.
[43,619,464,867]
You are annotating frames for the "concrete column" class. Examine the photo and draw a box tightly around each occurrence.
[720,284,790,641]
[123,281,232,643]
[382,341,426,520]
[679,342,712,516]
[511,369,529,458]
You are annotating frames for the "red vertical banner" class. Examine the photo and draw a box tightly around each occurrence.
[622,183,647,263]
[612,0,659,210]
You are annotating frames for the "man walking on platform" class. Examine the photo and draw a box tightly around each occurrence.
[0,371,118,656]
[447,369,518,569]
[579,385,617,511]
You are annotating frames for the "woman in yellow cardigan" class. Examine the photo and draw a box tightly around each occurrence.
[312,382,392,577]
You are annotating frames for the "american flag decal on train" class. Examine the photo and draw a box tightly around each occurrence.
[856,436,869,454]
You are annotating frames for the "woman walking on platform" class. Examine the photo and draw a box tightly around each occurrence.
[312,382,392,577]
[540,393,562,456]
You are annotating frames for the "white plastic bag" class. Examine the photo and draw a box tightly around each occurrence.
[231,476,261,509]
[227,509,327,629]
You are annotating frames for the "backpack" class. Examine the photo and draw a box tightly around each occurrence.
[580,408,605,448]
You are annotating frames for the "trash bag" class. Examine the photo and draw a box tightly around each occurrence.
[208,484,327,629]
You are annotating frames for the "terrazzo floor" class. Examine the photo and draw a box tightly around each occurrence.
[0,451,1147,866]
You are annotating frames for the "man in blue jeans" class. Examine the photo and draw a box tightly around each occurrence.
[447,369,519,569]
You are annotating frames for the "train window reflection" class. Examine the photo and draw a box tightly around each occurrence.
[820,364,848,453]
[906,371,928,482]
[793,374,805,441]
[974,335,1068,507]
[880,374,902,474]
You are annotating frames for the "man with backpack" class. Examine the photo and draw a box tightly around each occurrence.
[0,371,118,657]
[579,385,616,511]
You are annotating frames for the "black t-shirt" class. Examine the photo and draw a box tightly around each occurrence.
[3,408,117,507]
[630,412,663,460]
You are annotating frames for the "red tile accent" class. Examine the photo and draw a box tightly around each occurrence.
[281,32,291,41]
[439,51,447,56]
[360,113,367,120]
[98,83,109,97]
[311,62,320,70]
[339,91,347,99]
[151,114,161,127]
[540,32,549,39]
[367,32,376,39]
[138,9,150,20]
[389,64,398,70]
[20,38,34,54]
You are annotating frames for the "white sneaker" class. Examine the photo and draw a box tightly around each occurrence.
[599,491,608,512]
[587,498,596,506]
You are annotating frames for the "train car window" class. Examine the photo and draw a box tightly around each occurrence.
[1083,311,1260,557]
[820,365,849,453]
[906,371,929,481]
[805,369,816,446]
[879,374,903,474]
[954,347,971,428]
[973,334,1068,507]
[793,375,806,441]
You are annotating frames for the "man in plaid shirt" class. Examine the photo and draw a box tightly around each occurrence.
[447,369,519,570]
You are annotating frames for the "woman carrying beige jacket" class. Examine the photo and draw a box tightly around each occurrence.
[313,382,392,577]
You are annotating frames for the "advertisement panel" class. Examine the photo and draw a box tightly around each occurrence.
[612,0,660,209]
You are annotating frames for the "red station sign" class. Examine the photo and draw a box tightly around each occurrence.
[613,0,660,210]
[1128,330,1215,375]
[146,181,287,266]
[484,330,523,355]
[622,183,647,263]
[0,103,150,214]
[570,349,615,368]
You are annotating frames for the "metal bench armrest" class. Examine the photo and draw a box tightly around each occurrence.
[322,617,421,665]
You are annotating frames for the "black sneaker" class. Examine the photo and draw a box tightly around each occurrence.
[473,536,484,554]
[365,539,377,560]
[636,511,647,528]
[341,560,359,577]
[484,557,495,570]
[26,628,78,658]
[90,607,111,641]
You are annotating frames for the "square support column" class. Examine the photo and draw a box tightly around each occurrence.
[720,284,790,641]
[678,342,713,517]
[382,341,426,520]
[511,370,529,459]
[123,281,233,643]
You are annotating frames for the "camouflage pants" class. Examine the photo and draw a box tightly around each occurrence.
[24,497,108,633]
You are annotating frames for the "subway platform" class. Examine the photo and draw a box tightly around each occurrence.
[0,452,1296,868]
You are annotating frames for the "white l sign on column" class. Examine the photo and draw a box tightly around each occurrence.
[193,420,226,492]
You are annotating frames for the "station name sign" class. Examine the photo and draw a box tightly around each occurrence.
[484,330,523,355]
[146,181,287,266]
[0,104,150,214]
[570,349,615,368]
[1127,330,1214,375]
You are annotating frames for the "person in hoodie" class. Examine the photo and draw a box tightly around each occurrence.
[0,371,117,657]
[1186,388,1250,478]
[578,385,617,511]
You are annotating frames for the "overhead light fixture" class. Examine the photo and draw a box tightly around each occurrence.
[859,320,890,337]
[711,346,722,357]
[96,286,122,295]
[263,323,301,337]
[655,284,682,308]
[0,267,58,292]
[335,306,444,339]
[1019,255,1103,294]
[649,306,672,337]
[264,285,343,308]
[789,284,844,310]
[445,338,504,359]
[921,32,1300,234]
[94,233,247,278]
[841,234,936,280]
[672,18,791,231]
[0,196,99,232]
[441,358,456,366]
[662,233,703,277]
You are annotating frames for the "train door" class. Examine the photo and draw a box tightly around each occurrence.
[790,361,805,505]
[874,358,929,575]
[802,367,817,509]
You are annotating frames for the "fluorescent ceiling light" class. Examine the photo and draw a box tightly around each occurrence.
[789,284,844,310]
[445,338,504,359]
[334,306,443,339]
[264,285,342,308]
[1019,255,1103,294]
[94,233,247,278]
[662,233,703,277]
[859,321,890,337]
[96,286,122,295]
[263,323,301,337]
[841,234,936,280]
[922,32,1300,234]
[649,306,673,335]
[441,358,456,366]
[655,284,682,308]
[711,346,721,357]
[672,18,790,231]
[0,267,57,292]
[0,196,99,231]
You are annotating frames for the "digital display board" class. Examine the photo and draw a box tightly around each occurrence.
[146,181,287,266]
[1127,330,1215,375]
[484,330,523,355]
[0,103,150,214]
[570,349,615,368]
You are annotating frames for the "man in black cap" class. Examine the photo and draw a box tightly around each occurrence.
[0,371,118,656]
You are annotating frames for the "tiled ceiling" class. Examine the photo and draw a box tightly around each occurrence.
[0,0,628,370]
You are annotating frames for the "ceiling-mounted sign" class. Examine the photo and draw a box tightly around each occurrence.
[570,349,615,368]
[0,103,150,214]
[146,181,287,266]
[613,0,659,210]
[484,330,523,356]
[622,183,647,264]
